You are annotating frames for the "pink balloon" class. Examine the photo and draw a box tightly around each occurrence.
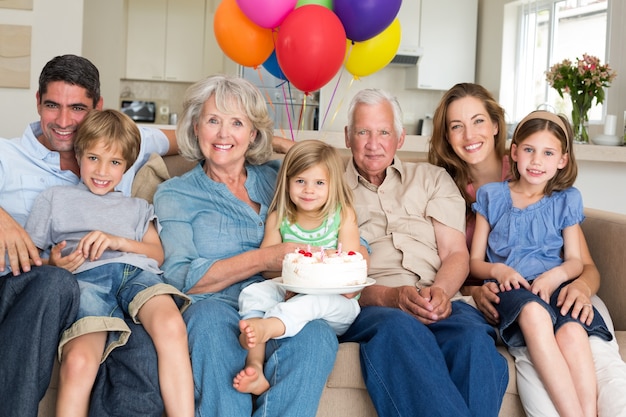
[236,0,297,28]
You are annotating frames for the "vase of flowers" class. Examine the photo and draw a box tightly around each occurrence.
[545,53,617,143]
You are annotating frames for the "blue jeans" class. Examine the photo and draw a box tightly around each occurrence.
[339,302,508,417]
[0,266,79,417]
[88,317,164,417]
[184,279,338,417]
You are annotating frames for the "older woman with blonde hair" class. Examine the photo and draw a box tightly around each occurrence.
[154,74,337,417]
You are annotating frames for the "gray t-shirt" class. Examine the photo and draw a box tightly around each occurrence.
[25,182,161,274]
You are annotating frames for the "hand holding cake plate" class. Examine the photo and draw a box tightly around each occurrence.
[273,277,376,295]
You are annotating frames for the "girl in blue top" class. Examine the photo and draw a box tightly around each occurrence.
[470,111,611,417]
[234,140,366,395]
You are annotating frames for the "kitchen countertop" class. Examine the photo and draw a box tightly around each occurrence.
[152,126,626,163]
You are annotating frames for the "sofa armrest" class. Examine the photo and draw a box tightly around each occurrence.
[582,208,626,332]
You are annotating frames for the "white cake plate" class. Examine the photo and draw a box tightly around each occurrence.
[272,277,376,295]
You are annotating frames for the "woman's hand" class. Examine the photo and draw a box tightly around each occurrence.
[469,282,501,326]
[557,280,594,325]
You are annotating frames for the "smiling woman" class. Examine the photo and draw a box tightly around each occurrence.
[153,74,339,417]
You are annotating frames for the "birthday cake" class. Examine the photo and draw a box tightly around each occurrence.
[281,248,368,288]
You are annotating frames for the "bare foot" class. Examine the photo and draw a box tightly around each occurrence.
[233,365,270,395]
[238,318,285,350]
[239,319,260,349]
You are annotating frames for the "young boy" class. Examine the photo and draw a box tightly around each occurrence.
[24,109,194,417]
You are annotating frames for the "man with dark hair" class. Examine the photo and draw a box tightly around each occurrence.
[0,54,176,417]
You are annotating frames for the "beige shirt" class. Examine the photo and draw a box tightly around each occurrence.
[346,157,467,295]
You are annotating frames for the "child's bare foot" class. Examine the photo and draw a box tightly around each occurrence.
[233,365,270,395]
[238,318,285,350]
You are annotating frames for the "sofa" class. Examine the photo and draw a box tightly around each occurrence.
[38,152,626,417]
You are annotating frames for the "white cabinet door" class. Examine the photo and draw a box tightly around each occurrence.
[407,0,478,90]
[125,0,205,82]
[203,3,225,76]
[164,0,206,81]
[125,0,167,80]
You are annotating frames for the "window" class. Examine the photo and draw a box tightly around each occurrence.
[502,0,608,123]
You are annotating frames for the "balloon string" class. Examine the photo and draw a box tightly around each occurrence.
[281,82,295,141]
[328,76,355,129]
[299,95,307,132]
[320,42,353,130]
[320,67,344,130]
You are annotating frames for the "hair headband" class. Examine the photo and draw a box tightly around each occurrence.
[517,110,571,145]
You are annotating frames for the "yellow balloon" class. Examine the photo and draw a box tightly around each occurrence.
[344,18,401,78]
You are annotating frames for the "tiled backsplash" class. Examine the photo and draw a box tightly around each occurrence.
[119,80,192,116]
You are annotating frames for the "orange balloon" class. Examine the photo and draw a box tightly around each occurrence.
[214,0,275,67]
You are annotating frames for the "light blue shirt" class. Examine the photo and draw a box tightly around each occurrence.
[0,121,169,274]
[154,160,281,297]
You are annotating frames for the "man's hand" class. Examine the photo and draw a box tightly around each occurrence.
[0,208,42,275]
[394,285,450,325]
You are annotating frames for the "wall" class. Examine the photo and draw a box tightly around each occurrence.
[318,66,444,135]
[81,0,125,112]
[0,0,84,138]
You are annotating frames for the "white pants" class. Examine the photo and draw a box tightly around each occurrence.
[238,280,360,338]
[511,295,626,417]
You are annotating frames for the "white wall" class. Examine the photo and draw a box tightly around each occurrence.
[82,0,125,111]
[0,0,84,138]
[318,66,444,135]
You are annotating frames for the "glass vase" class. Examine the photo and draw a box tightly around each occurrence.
[571,103,590,144]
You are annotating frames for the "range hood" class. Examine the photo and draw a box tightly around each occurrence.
[390,46,423,66]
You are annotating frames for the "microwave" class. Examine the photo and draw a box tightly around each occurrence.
[120,99,170,124]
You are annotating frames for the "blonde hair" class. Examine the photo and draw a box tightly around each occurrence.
[269,140,353,226]
[176,74,274,165]
[74,109,140,171]
[510,111,577,194]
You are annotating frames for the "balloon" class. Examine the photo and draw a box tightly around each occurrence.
[214,0,275,67]
[276,5,346,93]
[236,0,297,28]
[262,50,287,81]
[345,18,402,78]
[296,0,332,8]
[334,0,402,42]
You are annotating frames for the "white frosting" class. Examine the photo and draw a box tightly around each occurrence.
[282,249,368,288]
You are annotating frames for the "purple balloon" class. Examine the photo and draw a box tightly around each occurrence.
[334,0,402,42]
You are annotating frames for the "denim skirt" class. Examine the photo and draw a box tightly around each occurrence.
[495,280,613,348]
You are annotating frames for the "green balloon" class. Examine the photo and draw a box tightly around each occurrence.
[296,0,333,9]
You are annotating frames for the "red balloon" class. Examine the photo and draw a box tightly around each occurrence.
[275,5,346,93]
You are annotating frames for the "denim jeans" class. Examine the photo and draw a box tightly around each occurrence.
[88,317,164,417]
[184,279,338,417]
[0,266,79,417]
[340,302,508,417]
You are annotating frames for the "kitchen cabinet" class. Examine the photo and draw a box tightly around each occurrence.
[405,0,478,90]
[125,0,206,82]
